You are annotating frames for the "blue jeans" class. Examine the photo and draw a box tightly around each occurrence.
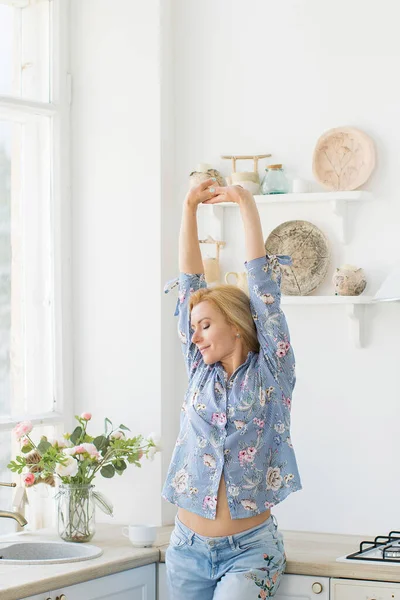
[165,514,286,599]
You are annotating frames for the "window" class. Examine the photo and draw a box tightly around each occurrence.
[0,0,71,534]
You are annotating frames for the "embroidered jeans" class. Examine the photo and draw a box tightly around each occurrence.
[165,514,286,599]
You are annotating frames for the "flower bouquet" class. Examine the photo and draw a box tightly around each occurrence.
[7,413,161,542]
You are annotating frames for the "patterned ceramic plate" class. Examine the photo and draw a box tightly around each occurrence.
[265,220,330,296]
[312,126,375,191]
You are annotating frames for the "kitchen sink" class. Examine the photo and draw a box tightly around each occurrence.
[0,540,103,564]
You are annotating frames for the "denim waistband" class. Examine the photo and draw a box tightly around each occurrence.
[174,513,278,549]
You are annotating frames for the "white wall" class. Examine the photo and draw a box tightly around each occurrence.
[70,0,179,526]
[173,0,400,535]
[71,0,400,535]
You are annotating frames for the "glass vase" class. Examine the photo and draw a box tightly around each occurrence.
[57,483,95,543]
[260,164,289,194]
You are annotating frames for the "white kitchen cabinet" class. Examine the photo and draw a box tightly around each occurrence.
[156,567,329,600]
[21,564,156,600]
[275,574,330,599]
[331,577,400,599]
[157,563,168,600]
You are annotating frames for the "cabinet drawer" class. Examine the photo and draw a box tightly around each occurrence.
[276,574,330,599]
[22,564,156,600]
[331,578,400,600]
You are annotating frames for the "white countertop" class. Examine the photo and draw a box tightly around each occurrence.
[1,523,400,600]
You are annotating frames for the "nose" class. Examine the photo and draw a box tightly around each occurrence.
[191,329,201,345]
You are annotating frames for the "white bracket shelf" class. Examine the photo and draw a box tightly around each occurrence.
[199,191,372,244]
[282,295,375,348]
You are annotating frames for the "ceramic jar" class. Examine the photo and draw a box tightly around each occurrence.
[332,264,367,296]
[189,163,226,188]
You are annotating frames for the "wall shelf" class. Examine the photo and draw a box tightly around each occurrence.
[282,295,375,348]
[199,190,373,244]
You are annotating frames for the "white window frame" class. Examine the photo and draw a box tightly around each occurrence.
[0,0,72,438]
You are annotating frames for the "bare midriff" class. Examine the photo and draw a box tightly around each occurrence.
[178,472,271,537]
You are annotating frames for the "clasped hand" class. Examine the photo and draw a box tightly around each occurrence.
[185,178,254,208]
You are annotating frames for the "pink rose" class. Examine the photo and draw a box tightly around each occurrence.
[276,348,286,358]
[74,445,86,453]
[22,472,35,487]
[13,421,33,441]
[81,412,92,420]
[247,447,256,456]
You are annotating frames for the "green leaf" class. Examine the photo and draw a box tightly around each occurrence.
[113,459,127,471]
[118,424,131,431]
[100,464,115,478]
[21,444,32,453]
[92,491,114,516]
[93,435,108,451]
[104,418,113,436]
[37,440,52,454]
[70,426,83,445]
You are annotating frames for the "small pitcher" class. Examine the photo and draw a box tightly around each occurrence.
[225,271,249,295]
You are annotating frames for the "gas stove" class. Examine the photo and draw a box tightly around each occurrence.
[337,531,400,565]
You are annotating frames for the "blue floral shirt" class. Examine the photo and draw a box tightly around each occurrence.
[162,255,302,520]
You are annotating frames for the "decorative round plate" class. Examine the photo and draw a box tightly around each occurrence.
[312,126,375,191]
[265,220,330,296]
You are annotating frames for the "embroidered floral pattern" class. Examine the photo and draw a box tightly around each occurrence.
[245,553,282,597]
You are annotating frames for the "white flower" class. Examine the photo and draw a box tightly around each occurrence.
[147,432,162,447]
[147,446,157,461]
[274,421,285,434]
[197,436,207,448]
[203,453,216,468]
[62,447,76,456]
[171,468,188,494]
[228,485,240,497]
[110,430,126,440]
[266,466,283,491]
[55,455,79,477]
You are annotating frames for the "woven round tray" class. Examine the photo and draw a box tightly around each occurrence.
[312,126,375,191]
[265,220,330,296]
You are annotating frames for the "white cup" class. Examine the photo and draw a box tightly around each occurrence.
[292,178,310,193]
[122,524,158,548]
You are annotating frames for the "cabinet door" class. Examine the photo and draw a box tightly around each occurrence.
[331,578,400,600]
[26,564,156,600]
[275,574,330,600]
[157,563,168,600]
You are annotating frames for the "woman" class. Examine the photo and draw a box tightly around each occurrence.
[162,179,302,599]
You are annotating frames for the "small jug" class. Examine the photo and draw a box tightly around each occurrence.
[225,271,249,295]
[203,257,220,284]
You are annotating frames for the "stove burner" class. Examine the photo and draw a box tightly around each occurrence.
[346,531,400,563]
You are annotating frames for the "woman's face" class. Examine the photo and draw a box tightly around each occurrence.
[190,300,238,365]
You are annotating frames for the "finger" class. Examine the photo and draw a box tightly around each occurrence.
[202,185,219,201]
[199,177,217,191]
[202,184,226,200]
[202,194,226,204]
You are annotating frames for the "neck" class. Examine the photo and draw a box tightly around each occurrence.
[221,346,250,379]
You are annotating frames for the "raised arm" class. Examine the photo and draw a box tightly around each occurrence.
[168,179,219,377]
[204,186,295,390]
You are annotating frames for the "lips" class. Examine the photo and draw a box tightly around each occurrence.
[199,346,210,354]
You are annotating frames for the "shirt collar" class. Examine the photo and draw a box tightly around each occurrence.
[215,350,255,382]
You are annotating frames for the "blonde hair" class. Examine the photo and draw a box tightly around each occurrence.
[189,285,260,353]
